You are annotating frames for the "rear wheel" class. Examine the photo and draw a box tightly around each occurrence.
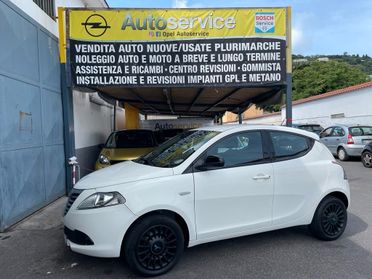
[337,147,349,161]
[124,215,184,277]
[362,151,372,168]
[310,196,347,241]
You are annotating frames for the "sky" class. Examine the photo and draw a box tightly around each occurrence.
[106,0,372,56]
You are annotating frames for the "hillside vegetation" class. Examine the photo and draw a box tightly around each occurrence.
[261,54,371,112]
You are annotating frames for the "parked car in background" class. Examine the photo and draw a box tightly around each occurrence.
[65,125,349,276]
[95,129,157,169]
[319,125,372,161]
[361,142,372,168]
[154,128,185,144]
[292,123,324,135]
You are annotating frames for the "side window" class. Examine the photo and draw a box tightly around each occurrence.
[270,131,311,158]
[205,131,264,167]
[331,127,345,137]
[320,127,333,138]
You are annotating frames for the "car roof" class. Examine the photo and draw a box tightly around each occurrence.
[195,124,320,140]
[324,124,372,130]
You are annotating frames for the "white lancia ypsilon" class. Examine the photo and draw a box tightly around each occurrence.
[64,125,350,276]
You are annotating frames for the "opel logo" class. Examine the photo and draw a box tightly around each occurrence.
[81,14,111,37]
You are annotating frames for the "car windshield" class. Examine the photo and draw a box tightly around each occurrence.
[349,126,372,136]
[134,130,220,168]
[105,130,156,148]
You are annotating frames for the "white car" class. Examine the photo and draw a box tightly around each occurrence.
[64,125,350,276]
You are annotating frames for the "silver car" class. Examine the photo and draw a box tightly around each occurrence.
[320,125,372,161]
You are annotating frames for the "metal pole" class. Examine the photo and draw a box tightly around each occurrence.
[59,8,76,193]
[238,110,243,124]
[113,100,117,131]
[286,75,292,127]
[285,7,293,127]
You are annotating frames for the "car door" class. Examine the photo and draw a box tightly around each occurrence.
[268,131,320,225]
[320,127,334,154]
[328,126,346,153]
[193,131,274,240]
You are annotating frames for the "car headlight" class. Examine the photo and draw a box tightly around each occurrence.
[98,154,110,165]
[78,192,126,210]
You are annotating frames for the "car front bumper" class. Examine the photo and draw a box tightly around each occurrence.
[64,189,136,258]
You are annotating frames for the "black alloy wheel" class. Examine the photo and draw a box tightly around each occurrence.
[124,215,184,276]
[320,202,346,237]
[136,224,178,271]
[362,151,372,168]
[310,196,347,241]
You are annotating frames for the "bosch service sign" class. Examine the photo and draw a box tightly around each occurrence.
[255,12,275,33]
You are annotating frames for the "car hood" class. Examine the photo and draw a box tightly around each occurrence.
[100,147,155,161]
[75,161,174,190]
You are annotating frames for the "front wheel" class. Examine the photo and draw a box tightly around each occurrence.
[337,147,349,161]
[362,151,372,168]
[310,196,347,241]
[123,215,184,277]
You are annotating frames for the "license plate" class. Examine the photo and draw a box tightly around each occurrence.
[363,140,372,144]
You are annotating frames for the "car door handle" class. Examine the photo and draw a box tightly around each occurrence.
[178,191,191,196]
[252,174,271,180]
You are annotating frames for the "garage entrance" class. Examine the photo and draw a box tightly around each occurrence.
[59,7,292,190]
[0,1,66,231]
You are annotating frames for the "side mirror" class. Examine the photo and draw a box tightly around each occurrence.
[196,155,224,171]
[98,143,105,149]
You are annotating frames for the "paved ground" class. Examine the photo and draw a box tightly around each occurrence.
[1,160,372,279]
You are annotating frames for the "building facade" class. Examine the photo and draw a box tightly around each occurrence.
[0,0,110,231]
[239,81,372,127]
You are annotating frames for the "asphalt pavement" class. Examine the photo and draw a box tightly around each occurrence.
[1,159,372,279]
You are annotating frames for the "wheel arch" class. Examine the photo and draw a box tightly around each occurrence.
[337,145,346,152]
[322,191,349,209]
[121,209,190,256]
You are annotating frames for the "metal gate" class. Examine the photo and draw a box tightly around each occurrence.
[0,0,65,231]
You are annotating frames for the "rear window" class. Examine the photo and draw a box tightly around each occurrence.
[349,126,372,136]
[270,131,313,159]
[105,130,156,148]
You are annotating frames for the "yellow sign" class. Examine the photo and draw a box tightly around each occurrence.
[69,8,287,41]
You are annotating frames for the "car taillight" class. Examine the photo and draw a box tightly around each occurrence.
[332,160,347,180]
[347,134,354,144]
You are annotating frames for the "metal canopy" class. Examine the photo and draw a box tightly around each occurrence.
[96,86,284,117]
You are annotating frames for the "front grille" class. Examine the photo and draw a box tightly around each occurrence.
[64,189,83,216]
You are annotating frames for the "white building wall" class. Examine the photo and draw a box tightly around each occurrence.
[243,113,282,125]
[281,87,372,127]
[73,92,113,149]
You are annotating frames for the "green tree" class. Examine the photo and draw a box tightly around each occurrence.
[258,59,368,112]
[292,60,368,100]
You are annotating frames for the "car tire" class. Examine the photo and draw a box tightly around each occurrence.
[309,196,347,241]
[123,214,184,277]
[362,151,372,168]
[337,147,349,161]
